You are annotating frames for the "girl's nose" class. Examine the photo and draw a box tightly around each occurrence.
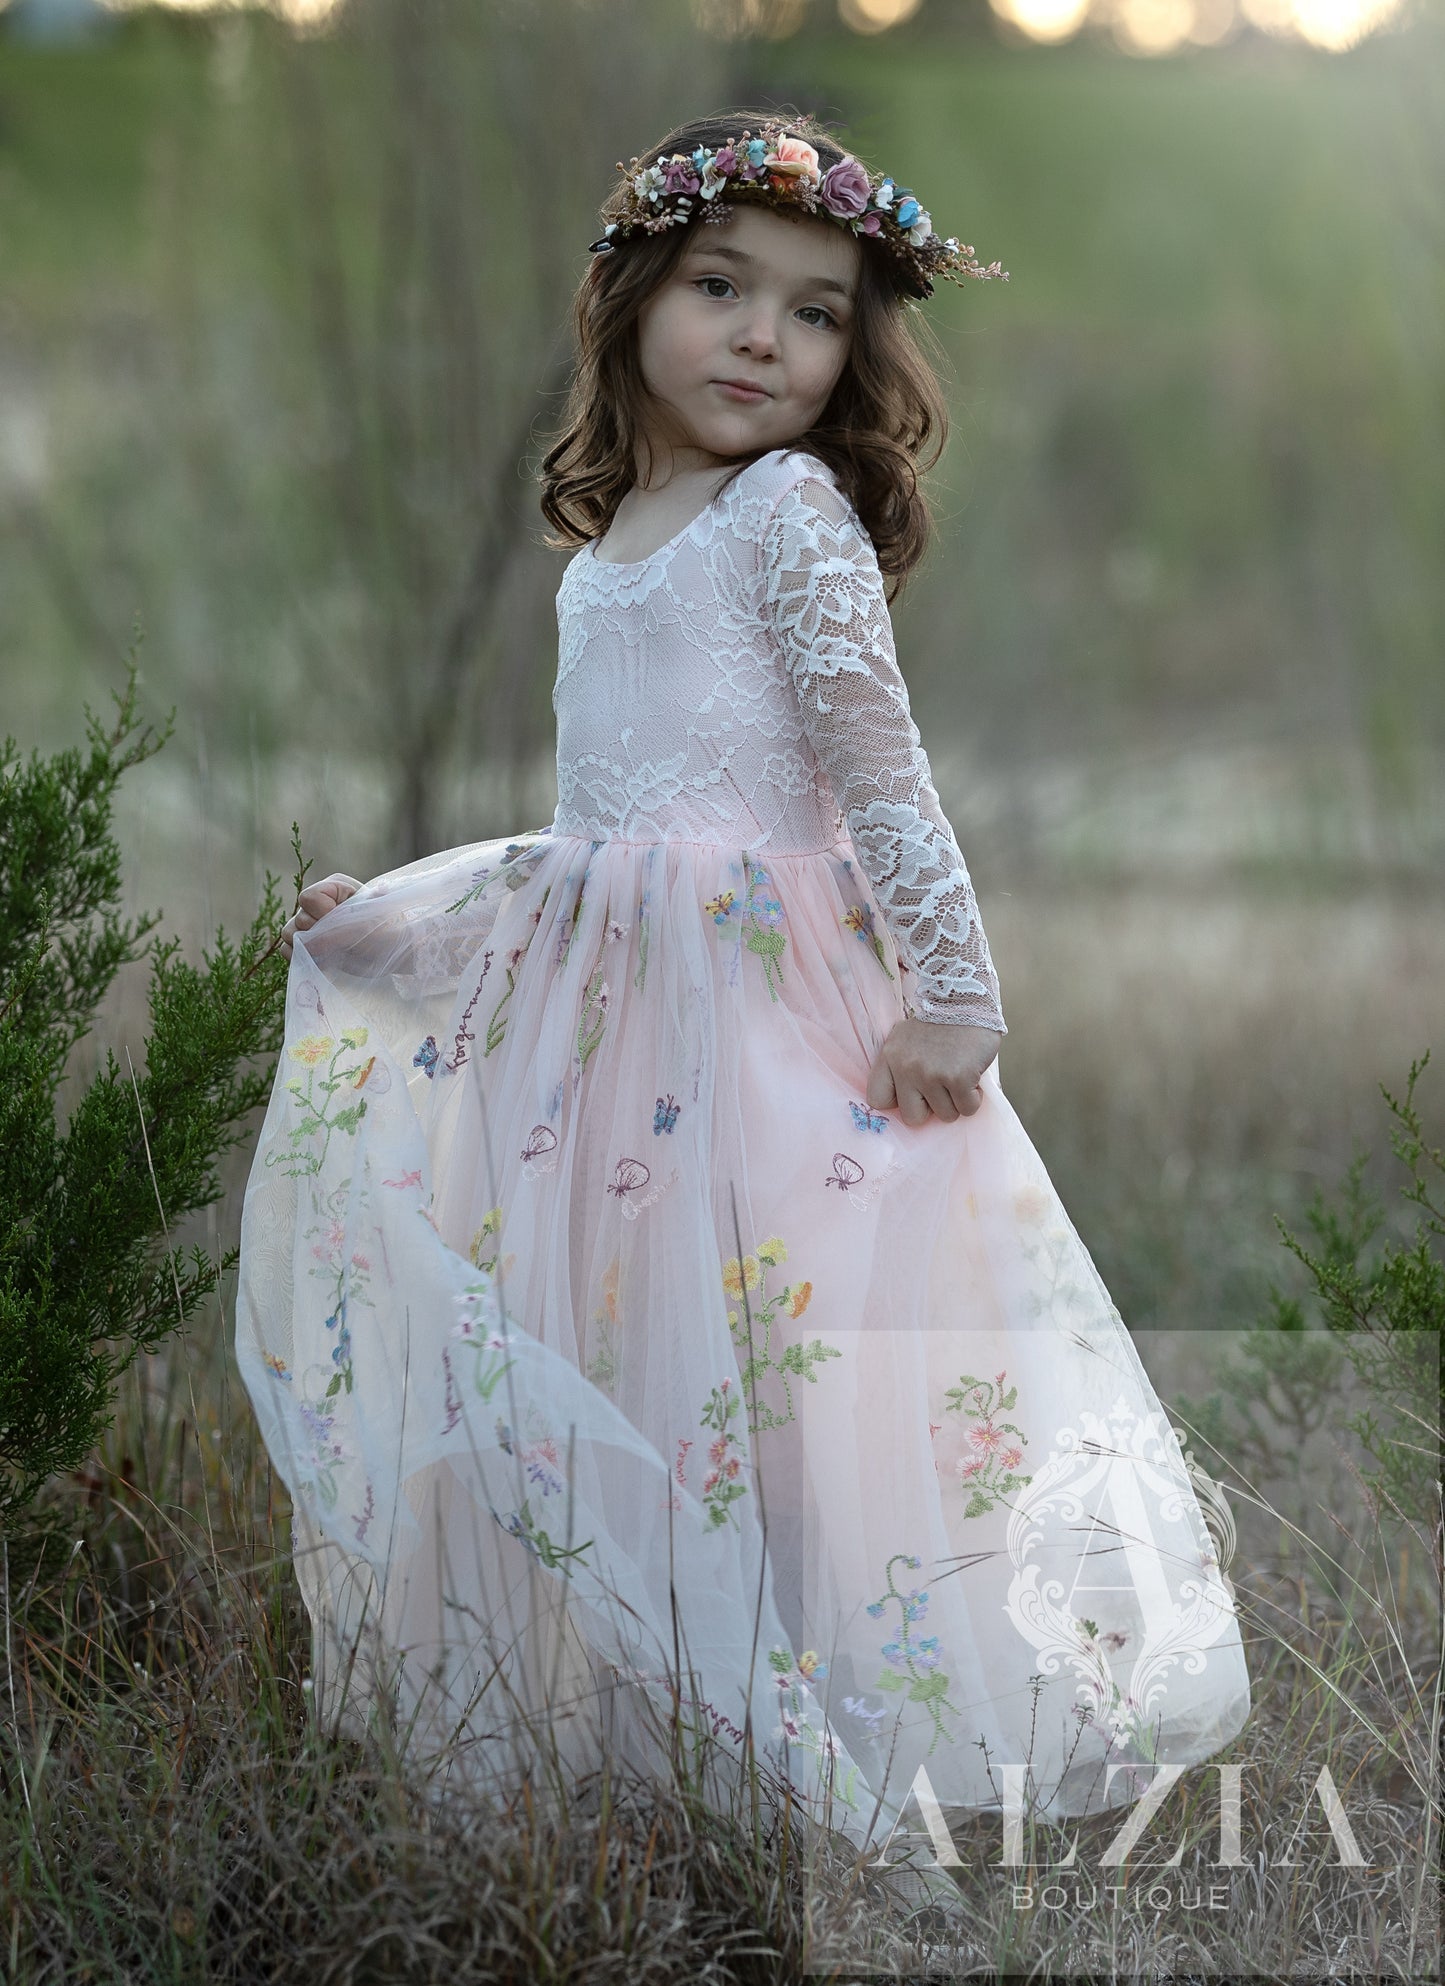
[732,312,781,361]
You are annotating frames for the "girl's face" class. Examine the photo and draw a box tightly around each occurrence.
[633,202,860,475]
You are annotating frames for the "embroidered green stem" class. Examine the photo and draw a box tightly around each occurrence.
[841,901,895,979]
[722,1236,836,1434]
[699,1379,748,1530]
[944,1371,1032,1519]
[268,1027,374,1179]
[867,1552,959,1754]
[742,855,787,1001]
[576,965,607,1075]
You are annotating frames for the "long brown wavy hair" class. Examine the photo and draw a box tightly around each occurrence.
[538,108,956,598]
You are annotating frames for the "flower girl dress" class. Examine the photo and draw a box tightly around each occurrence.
[237,446,1250,1840]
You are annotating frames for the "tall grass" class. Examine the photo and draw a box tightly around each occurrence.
[5,869,1438,1980]
[2,1293,1436,1978]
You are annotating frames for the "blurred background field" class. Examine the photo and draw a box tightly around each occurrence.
[1,0,1441,1336]
[2,5,1440,1977]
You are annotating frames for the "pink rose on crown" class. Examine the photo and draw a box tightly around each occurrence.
[768,134,820,190]
[820,156,872,219]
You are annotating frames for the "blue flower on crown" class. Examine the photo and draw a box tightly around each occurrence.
[895,197,921,229]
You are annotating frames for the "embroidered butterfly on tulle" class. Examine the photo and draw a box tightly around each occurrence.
[848,1100,888,1134]
[607,1157,651,1199]
[704,890,737,925]
[413,1035,439,1078]
[654,1094,680,1135]
[521,1124,558,1164]
[826,1153,865,1193]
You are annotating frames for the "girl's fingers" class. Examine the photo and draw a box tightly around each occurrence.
[895,1080,932,1129]
[866,1057,898,1113]
[924,1085,960,1123]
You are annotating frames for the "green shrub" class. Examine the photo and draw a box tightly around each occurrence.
[0,654,291,1530]
[1182,1053,1442,1534]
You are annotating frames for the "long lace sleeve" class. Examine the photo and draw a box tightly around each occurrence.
[761,473,1006,1034]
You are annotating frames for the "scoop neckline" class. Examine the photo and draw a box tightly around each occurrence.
[587,447,792,570]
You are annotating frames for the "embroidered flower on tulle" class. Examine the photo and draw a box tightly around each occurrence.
[868,1553,958,1753]
[944,1370,1032,1519]
[721,1254,761,1297]
[290,1034,334,1067]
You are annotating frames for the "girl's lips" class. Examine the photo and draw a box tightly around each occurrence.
[714,380,770,403]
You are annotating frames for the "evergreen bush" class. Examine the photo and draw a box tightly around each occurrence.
[0,655,293,1530]
[1182,1053,1442,1538]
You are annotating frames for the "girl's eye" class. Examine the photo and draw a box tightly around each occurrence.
[696,276,735,299]
[796,305,837,330]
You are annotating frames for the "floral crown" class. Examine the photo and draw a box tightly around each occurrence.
[588,121,1007,302]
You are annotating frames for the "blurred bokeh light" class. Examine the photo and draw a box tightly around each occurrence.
[982,0,1407,46]
[837,0,926,35]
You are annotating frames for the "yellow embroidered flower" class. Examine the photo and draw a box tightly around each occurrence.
[788,1281,813,1319]
[290,1034,334,1066]
[469,1209,504,1268]
[721,1254,761,1297]
[340,1027,369,1049]
[756,1236,787,1267]
[797,1649,825,1679]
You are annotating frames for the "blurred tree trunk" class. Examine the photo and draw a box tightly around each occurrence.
[265,0,733,863]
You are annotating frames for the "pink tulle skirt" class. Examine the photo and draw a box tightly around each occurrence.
[237,828,1251,1840]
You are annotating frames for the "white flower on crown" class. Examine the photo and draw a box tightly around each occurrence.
[699,157,728,200]
[874,178,896,211]
[633,164,666,203]
[907,210,932,247]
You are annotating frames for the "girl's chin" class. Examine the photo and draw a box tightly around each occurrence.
[689,413,793,454]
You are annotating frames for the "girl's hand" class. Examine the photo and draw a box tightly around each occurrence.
[866,1018,1001,1128]
[279,872,363,963]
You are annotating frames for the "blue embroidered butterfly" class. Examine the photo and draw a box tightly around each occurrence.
[849,1099,888,1133]
[413,1034,439,1079]
[654,1093,680,1135]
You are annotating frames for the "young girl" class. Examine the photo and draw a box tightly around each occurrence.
[238,111,1250,1849]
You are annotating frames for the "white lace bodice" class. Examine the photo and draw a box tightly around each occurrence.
[552,446,1005,1032]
